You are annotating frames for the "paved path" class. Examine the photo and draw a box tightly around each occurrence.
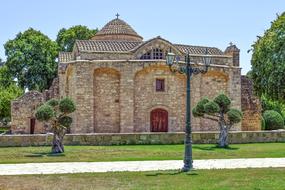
[0,158,285,175]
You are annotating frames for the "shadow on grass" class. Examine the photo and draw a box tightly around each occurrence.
[145,170,199,177]
[193,145,239,151]
[25,152,65,157]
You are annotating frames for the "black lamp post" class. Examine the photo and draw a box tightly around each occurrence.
[166,49,212,172]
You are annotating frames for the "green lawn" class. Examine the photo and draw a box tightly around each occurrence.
[0,168,284,190]
[0,143,284,164]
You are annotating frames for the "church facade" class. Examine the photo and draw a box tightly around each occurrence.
[11,17,259,134]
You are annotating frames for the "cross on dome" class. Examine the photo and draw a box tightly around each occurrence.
[116,13,120,19]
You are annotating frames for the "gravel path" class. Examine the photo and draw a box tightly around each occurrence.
[0,158,285,175]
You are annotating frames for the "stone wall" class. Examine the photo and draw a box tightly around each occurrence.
[44,77,60,100]
[11,39,244,134]
[11,77,60,134]
[241,76,261,131]
[0,131,284,147]
[60,59,240,133]
[134,65,186,132]
[94,68,120,133]
[11,91,46,134]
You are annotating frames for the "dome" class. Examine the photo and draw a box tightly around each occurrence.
[91,18,143,41]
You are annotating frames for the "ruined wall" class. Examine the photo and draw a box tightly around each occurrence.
[11,91,46,134]
[241,76,261,131]
[44,77,60,100]
[10,77,60,134]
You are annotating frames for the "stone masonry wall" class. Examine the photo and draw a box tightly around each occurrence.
[11,76,61,134]
[60,58,240,133]
[1,131,285,147]
[11,91,46,134]
[241,76,261,131]
[94,68,120,133]
[134,65,186,132]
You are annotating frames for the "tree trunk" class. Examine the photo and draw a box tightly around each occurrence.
[51,128,65,154]
[218,125,229,148]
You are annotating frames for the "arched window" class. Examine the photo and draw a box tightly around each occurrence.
[140,48,165,60]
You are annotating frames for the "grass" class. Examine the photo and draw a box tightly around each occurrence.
[0,143,284,164]
[0,168,285,190]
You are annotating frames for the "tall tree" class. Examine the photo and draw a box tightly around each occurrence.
[251,12,285,102]
[4,28,59,91]
[0,62,23,122]
[56,25,97,52]
[0,65,14,88]
[192,93,243,148]
[0,84,23,122]
[0,58,4,67]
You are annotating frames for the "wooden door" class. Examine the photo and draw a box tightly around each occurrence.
[30,118,35,134]
[150,109,168,132]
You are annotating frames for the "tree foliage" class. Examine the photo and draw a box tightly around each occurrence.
[261,95,285,116]
[0,58,4,67]
[0,84,23,120]
[35,97,76,153]
[192,93,242,147]
[56,25,97,52]
[0,60,23,122]
[4,28,59,91]
[251,12,285,102]
[0,65,14,89]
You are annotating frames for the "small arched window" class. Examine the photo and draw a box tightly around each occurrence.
[140,48,165,60]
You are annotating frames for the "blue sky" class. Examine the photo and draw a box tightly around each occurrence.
[0,0,284,74]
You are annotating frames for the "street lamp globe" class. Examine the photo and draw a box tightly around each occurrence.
[204,54,212,66]
[203,48,212,66]
[166,52,176,66]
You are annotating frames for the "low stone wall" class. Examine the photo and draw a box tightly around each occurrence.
[0,131,284,147]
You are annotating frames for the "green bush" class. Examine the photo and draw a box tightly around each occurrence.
[192,107,204,117]
[214,93,231,111]
[196,98,209,114]
[46,98,59,107]
[59,97,76,114]
[227,109,243,124]
[59,116,73,128]
[261,95,285,116]
[263,110,284,130]
[204,101,220,114]
[261,116,266,130]
[35,105,55,121]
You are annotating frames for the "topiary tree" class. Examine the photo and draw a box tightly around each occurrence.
[192,93,243,148]
[35,97,75,153]
[263,110,284,130]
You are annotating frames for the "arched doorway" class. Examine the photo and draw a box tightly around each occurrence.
[150,108,168,132]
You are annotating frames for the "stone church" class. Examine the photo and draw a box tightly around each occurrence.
[11,16,261,134]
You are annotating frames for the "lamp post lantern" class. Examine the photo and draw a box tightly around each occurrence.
[165,48,212,172]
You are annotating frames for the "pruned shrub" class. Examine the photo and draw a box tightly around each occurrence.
[35,105,54,121]
[204,101,220,114]
[35,97,76,153]
[263,110,284,130]
[227,108,243,123]
[192,93,242,148]
[59,97,76,114]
